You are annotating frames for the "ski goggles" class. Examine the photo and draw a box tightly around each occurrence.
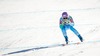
[63,17,68,19]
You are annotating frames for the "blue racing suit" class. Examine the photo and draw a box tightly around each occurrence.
[59,16,83,44]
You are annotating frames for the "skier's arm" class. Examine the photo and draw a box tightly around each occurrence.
[59,18,64,29]
[69,16,74,26]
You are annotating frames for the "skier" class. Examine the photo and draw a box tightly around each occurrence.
[59,12,83,44]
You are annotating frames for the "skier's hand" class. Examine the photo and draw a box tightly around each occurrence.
[60,24,64,29]
[70,23,74,26]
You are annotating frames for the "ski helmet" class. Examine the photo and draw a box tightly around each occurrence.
[62,12,68,18]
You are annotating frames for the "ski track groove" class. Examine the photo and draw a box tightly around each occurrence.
[0,7,100,15]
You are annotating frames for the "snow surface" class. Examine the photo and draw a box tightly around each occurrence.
[0,0,100,56]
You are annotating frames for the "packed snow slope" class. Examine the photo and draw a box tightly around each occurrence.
[0,0,100,56]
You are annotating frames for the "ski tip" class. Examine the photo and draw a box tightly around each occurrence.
[61,44,66,46]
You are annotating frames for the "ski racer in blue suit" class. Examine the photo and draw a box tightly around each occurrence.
[59,12,83,44]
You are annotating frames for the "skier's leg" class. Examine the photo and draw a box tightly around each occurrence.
[61,28,68,44]
[70,26,83,42]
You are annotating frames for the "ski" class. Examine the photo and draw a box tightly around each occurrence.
[2,40,100,56]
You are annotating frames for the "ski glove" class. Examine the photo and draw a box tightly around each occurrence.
[60,24,64,29]
[70,23,74,26]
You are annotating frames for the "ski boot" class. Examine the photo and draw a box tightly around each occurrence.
[65,36,68,44]
[78,35,83,42]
